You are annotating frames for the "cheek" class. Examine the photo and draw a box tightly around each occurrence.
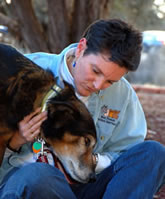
[80,149,95,168]
[74,69,86,88]
[74,66,82,82]
[76,61,90,81]
[51,142,77,158]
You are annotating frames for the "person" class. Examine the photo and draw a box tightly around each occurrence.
[0,18,165,199]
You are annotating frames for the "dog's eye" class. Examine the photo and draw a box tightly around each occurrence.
[85,137,91,147]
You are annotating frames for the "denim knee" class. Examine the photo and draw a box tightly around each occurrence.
[1,163,77,199]
[103,141,165,199]
[18,162,65,186]
[114,140,165,173]
[141,140,165,162]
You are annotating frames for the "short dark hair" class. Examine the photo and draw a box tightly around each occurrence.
[82,19,142,71]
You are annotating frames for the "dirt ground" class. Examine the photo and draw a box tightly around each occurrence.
[133,85,165,199]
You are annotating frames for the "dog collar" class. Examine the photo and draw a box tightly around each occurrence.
[33,84,62,160]
[41,84,62,112]
[35,148,78,184]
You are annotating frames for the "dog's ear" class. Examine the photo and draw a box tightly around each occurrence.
[48,102,79,126]
[41,102,79,139]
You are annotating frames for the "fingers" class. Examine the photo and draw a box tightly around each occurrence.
[22,107,42,123]
[28,129,40,142]
[26,111,47,128]
[18,108,47,142]
[31,129,40,139]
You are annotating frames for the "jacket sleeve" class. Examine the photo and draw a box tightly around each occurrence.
[0,148,17,183]
[95,88,147,173]
[0,144,32,184]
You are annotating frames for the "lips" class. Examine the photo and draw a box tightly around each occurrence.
[86,86,95,93]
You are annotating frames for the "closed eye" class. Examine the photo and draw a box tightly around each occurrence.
[84,136,91,147]
[107,80,118,85]
[107,80,113,85]
[92,68,99,74]
[92,64,101,75]
[92,65,118,85]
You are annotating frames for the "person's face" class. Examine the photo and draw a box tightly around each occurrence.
[72,39,128,96]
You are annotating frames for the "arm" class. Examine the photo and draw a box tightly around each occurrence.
[0,108,47,184]
[8,108,47,151]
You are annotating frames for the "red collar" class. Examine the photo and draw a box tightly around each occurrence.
[36,149,78,184]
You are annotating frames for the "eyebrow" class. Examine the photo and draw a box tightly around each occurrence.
[93,64,118,83]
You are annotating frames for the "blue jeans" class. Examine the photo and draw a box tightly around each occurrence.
[0,140,165,199]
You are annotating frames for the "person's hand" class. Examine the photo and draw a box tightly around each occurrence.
[8,107,47,151]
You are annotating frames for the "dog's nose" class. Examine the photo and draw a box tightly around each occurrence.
[88,173,96,183]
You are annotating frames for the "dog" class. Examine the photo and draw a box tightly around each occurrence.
[0,43,97,183]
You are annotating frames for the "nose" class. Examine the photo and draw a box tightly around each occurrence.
[88,172,96,183]
[93,77,105,90]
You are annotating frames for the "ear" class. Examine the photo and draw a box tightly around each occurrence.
[41,103,79,139]
[75,38,87,58]
[47,102,79,126]
[48,103,75,116]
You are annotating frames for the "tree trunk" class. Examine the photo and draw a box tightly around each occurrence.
[10,0,49,52]
[0,12,19,35]
[71,0,112,42]
[3,0,113,53]
[47,0,70,53]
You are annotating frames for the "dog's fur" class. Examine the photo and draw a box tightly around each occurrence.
[0,43,97,183]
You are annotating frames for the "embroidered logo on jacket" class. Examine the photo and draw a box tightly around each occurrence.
[98,105,120,125]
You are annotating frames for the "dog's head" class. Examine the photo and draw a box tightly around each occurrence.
[41,82,97,183]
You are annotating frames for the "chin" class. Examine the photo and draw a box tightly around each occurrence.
[76,88,91,97]
[79,91,91,97]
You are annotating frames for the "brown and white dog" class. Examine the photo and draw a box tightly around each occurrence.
[0,43,97,183]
